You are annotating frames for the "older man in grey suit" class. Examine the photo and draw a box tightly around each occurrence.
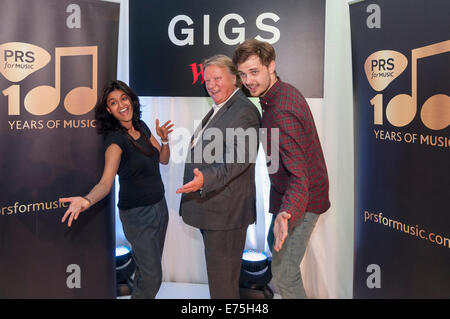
[176,54,261,299]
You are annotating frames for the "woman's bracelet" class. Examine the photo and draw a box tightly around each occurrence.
[82,196,92,206]
[161,139,169,145]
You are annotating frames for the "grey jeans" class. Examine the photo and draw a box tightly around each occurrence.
[267,212,319,299]
[119,197,169,299]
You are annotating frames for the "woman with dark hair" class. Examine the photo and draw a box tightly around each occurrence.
[60,80,173,299]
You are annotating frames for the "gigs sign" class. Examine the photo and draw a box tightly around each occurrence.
[129,0,325,98]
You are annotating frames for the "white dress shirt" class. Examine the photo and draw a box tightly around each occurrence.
[191,88,239,148]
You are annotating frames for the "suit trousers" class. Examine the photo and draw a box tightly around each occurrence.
[200,226,248,299]
[267,212,319,299]
[119,198,169,299]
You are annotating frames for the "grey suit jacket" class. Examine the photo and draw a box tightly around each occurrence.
[179,89,261,230]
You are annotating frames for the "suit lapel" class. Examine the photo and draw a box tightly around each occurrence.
[204,89,242,130]
[190,89,243,150]
[190,108,214,145]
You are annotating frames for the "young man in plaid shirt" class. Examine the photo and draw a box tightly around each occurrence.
[233,39,330,298]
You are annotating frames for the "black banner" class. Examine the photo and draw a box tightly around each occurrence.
[0,0,119,298]
[129,0,325,98]
[351,0,450,298]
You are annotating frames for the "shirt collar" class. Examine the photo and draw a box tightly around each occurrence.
[259,77,282,108]
[212,88,239,112]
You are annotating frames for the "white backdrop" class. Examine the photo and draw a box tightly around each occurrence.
[111,0,354,298]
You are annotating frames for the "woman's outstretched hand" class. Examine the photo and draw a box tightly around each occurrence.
[155,119,174,142]
[59,197,91,227]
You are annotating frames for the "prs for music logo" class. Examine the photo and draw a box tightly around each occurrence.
[365,40,450,132]
[1,42,97,117]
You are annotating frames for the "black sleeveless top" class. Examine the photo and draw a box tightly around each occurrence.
[104,121,164,210]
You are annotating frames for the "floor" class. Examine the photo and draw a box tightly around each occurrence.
[156,282,211,299]
[118,282,281,299]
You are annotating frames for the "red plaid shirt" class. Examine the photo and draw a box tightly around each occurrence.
[260,79,330,230]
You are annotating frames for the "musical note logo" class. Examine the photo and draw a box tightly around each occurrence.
[24,46,98,116]
[386,40,450,129]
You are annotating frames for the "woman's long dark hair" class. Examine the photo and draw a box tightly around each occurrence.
[94,80,142,135]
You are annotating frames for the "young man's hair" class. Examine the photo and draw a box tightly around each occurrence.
[232,39,276,67]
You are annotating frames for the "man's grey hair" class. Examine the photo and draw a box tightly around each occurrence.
[202,54,241,87]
